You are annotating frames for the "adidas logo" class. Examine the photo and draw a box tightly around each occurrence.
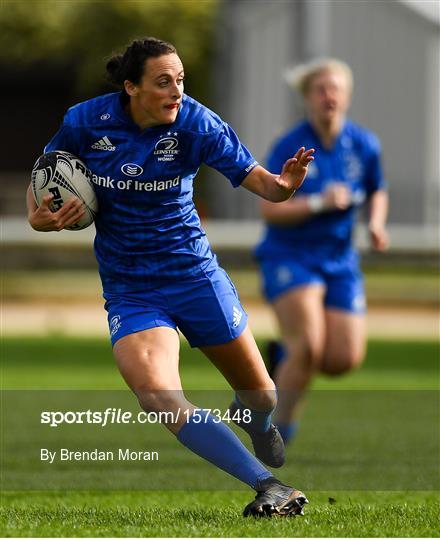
[232,306,243,328]
[91,136,116,151]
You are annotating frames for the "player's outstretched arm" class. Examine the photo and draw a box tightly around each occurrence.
[241,147,314,202]
[26,184,86,232]
[260,181,352,225]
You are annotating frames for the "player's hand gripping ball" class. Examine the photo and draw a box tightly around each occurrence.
[31,151,98,230]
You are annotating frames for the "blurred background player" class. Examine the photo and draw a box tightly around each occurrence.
[26,37,314,517]
[255,58,389,444]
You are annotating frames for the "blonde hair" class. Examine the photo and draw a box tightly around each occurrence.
[284,58,353,96]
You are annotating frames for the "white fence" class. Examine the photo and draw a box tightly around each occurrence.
[2,216,438,252]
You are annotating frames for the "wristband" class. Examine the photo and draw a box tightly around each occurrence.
[308,194,325,213]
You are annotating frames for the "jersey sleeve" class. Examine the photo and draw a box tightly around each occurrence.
[44,113,81,156]
[201,122,259,187]
[364,134,387,195]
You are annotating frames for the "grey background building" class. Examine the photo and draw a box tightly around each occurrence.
[207,0,439,250]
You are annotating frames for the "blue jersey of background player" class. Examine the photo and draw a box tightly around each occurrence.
[255,59,389,445]
[257,120,384,262]
[26,37,315,517]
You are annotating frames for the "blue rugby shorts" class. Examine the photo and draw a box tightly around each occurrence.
[103,266,248,347]
[259,252,365,314]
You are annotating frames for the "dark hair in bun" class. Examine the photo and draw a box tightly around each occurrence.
[106,37,177,88]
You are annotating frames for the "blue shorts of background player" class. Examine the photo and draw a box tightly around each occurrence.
[105,266,248,348]
[260,252,366,314]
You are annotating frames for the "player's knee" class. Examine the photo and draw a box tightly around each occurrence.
[290,335,324,370]
[321,348,364,376]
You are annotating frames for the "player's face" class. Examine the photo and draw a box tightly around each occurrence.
[305,69,351,124]
[125,53,184,128]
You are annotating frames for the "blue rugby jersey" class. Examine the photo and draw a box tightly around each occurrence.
[44,92,259,293]
[255,119,386,261]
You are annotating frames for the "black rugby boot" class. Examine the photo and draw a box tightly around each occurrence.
[244,476,308,517]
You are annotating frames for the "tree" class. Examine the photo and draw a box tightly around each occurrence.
[0,0,218,101]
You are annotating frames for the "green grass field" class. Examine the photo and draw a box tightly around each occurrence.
[1,336,439,537]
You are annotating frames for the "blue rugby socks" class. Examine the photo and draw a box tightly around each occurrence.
[177,412,273,489]
[276,421,298,444]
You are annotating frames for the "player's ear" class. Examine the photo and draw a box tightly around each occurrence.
[124,80,138,97]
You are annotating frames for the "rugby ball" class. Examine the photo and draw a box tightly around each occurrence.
[31,151,98,230]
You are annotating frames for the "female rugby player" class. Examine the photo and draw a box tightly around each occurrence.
[26,37,314,517]
[256,59,388,444]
